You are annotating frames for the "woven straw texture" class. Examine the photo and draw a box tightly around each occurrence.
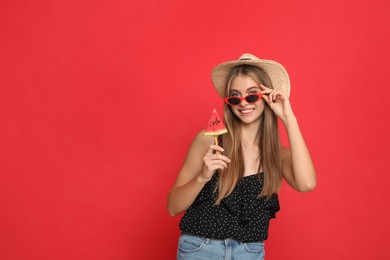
[211,54,291,98]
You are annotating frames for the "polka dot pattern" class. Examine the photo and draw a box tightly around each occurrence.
[179,171,280,243]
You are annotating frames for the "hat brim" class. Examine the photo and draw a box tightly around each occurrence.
[211,59,291,98]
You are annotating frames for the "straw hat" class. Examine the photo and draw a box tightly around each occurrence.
[211,53,291,98]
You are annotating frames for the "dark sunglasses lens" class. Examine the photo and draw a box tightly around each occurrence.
[228,97,241,105]
[246,95,259,103]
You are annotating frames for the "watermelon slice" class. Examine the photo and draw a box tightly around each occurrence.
[204,108,228,136]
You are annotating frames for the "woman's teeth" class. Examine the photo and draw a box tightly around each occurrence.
[240,108,255,115]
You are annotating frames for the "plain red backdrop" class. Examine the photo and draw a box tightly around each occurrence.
[1,0,389,259]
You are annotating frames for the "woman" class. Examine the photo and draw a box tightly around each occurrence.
[167,53,316,259]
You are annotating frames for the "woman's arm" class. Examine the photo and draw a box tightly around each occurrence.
[166,130,230,216]
[259,84,316,192]
[281,115,317,192]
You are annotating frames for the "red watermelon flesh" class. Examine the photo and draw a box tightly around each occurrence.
[204,108,228,136]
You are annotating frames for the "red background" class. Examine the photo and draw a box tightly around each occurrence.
[1,0,389,259]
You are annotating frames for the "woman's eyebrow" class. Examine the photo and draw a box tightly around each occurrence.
[246,86,259,92]
[230,86,259,94]
[229,89,240,94]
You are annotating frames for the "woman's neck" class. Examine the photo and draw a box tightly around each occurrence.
[240,120,260,146]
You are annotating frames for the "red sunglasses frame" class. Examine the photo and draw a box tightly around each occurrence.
[224,93,264,106]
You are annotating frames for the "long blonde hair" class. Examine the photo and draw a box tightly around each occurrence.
[215,65,283,205]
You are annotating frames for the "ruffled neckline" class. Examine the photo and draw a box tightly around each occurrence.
[211,171,279,223]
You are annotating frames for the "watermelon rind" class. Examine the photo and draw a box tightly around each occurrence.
[204,128,228,136]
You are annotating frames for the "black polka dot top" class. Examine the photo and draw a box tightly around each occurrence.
[179,171,280,243]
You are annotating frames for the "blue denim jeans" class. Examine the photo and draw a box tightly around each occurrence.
[177,232,265,260]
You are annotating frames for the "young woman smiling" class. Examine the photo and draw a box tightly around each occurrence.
[167,53,316,260]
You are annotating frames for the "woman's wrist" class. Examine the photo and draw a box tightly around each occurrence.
[282,114,297,126]
[196,173,211,184]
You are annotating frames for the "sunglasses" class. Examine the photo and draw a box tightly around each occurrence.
[224,93,264,106]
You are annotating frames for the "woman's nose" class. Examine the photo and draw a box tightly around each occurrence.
[240,98,249,106]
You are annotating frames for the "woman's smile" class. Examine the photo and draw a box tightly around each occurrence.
[239,107,255,115]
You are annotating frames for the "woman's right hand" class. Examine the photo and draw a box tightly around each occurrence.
[198,144,231,182]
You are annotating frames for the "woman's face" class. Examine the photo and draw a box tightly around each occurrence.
[228,74,265,125]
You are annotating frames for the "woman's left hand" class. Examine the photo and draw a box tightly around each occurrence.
[259,84,294,122]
